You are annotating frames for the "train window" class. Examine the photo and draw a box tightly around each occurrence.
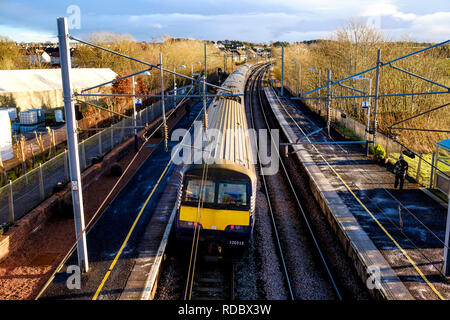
[217,182,247,206]
[184,179,215,203]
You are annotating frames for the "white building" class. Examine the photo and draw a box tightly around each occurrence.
[0,68,117,111]
[27,51,51,66]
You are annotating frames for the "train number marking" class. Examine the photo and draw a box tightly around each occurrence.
[229,240,244,246]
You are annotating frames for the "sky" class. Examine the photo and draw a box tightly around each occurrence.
[0,0,449,43]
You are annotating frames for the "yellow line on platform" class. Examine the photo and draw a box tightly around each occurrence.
[272,89,445,300]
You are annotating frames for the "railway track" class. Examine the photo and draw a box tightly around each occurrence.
[186,257,234,300]
[247,63,343,300]
[157,63,366,301]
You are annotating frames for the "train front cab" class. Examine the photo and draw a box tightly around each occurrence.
[176,166,254,256]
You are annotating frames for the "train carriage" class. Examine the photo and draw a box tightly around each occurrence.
[175,64,256,255]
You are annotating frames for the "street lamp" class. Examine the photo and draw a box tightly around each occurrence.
[309,67,321,115]
[132,70,151,151]
[351,75,372,156]
[292,61,301,96]
[174,64,186,109]
[191,61,201,85]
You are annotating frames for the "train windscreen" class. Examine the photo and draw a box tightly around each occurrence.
[184,179,215,203]
[217,182,247,206]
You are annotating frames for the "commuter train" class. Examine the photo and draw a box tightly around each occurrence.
[175,64,257,256]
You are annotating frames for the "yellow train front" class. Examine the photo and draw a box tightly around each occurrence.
[175,64,256,256]
[176,164,256,255]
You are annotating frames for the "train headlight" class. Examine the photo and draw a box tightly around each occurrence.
[179,221,202,229]
[225,225,249,232]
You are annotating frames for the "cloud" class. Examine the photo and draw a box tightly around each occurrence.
[362,2,417,21]
[408,11,450,41]
[360,2,450,41]
[0,0,448,43]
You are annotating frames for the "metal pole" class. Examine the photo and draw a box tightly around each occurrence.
[203,75,207,130]
[226,53,228,74]
[318,70,321,116]
[173,66,177,110]
[373,49,381,146]
[327,69,331,137]
[57,17,89,272]
[132,75,138,151]
[281,44,284,97]
[160,53,168,152]
[365,78,372,156]
[204,43,207,82]
[444,198,450,276]
[429,152,435,189]
[203,43,208,130]
[298,63,301,96]
[231,52,234,73]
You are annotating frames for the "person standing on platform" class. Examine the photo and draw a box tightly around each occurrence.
[394,155,408,190]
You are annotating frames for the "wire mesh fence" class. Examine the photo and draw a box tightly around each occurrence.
[283,83,449,192]
[0,87,188,225]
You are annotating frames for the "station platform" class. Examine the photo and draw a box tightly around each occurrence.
[264,86,449,300]
[119,165,180,300]
[119,101,207,300]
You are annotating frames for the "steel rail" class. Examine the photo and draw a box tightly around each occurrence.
[246,65,295,300]
[255,68,343,301]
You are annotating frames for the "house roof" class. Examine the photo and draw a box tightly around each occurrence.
[0,68,117,93]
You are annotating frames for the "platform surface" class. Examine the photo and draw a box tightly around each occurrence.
[265,86,449,300]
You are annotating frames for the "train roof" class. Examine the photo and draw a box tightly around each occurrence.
[218,63,252,96]
[183,63,257,181]
[187,97,256,180]
[205,98,255,169]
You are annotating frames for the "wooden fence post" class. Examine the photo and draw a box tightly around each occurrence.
[8,180,14,223]
[64,149,69,180]
[39,163,45,200]
[98,131,102,155]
